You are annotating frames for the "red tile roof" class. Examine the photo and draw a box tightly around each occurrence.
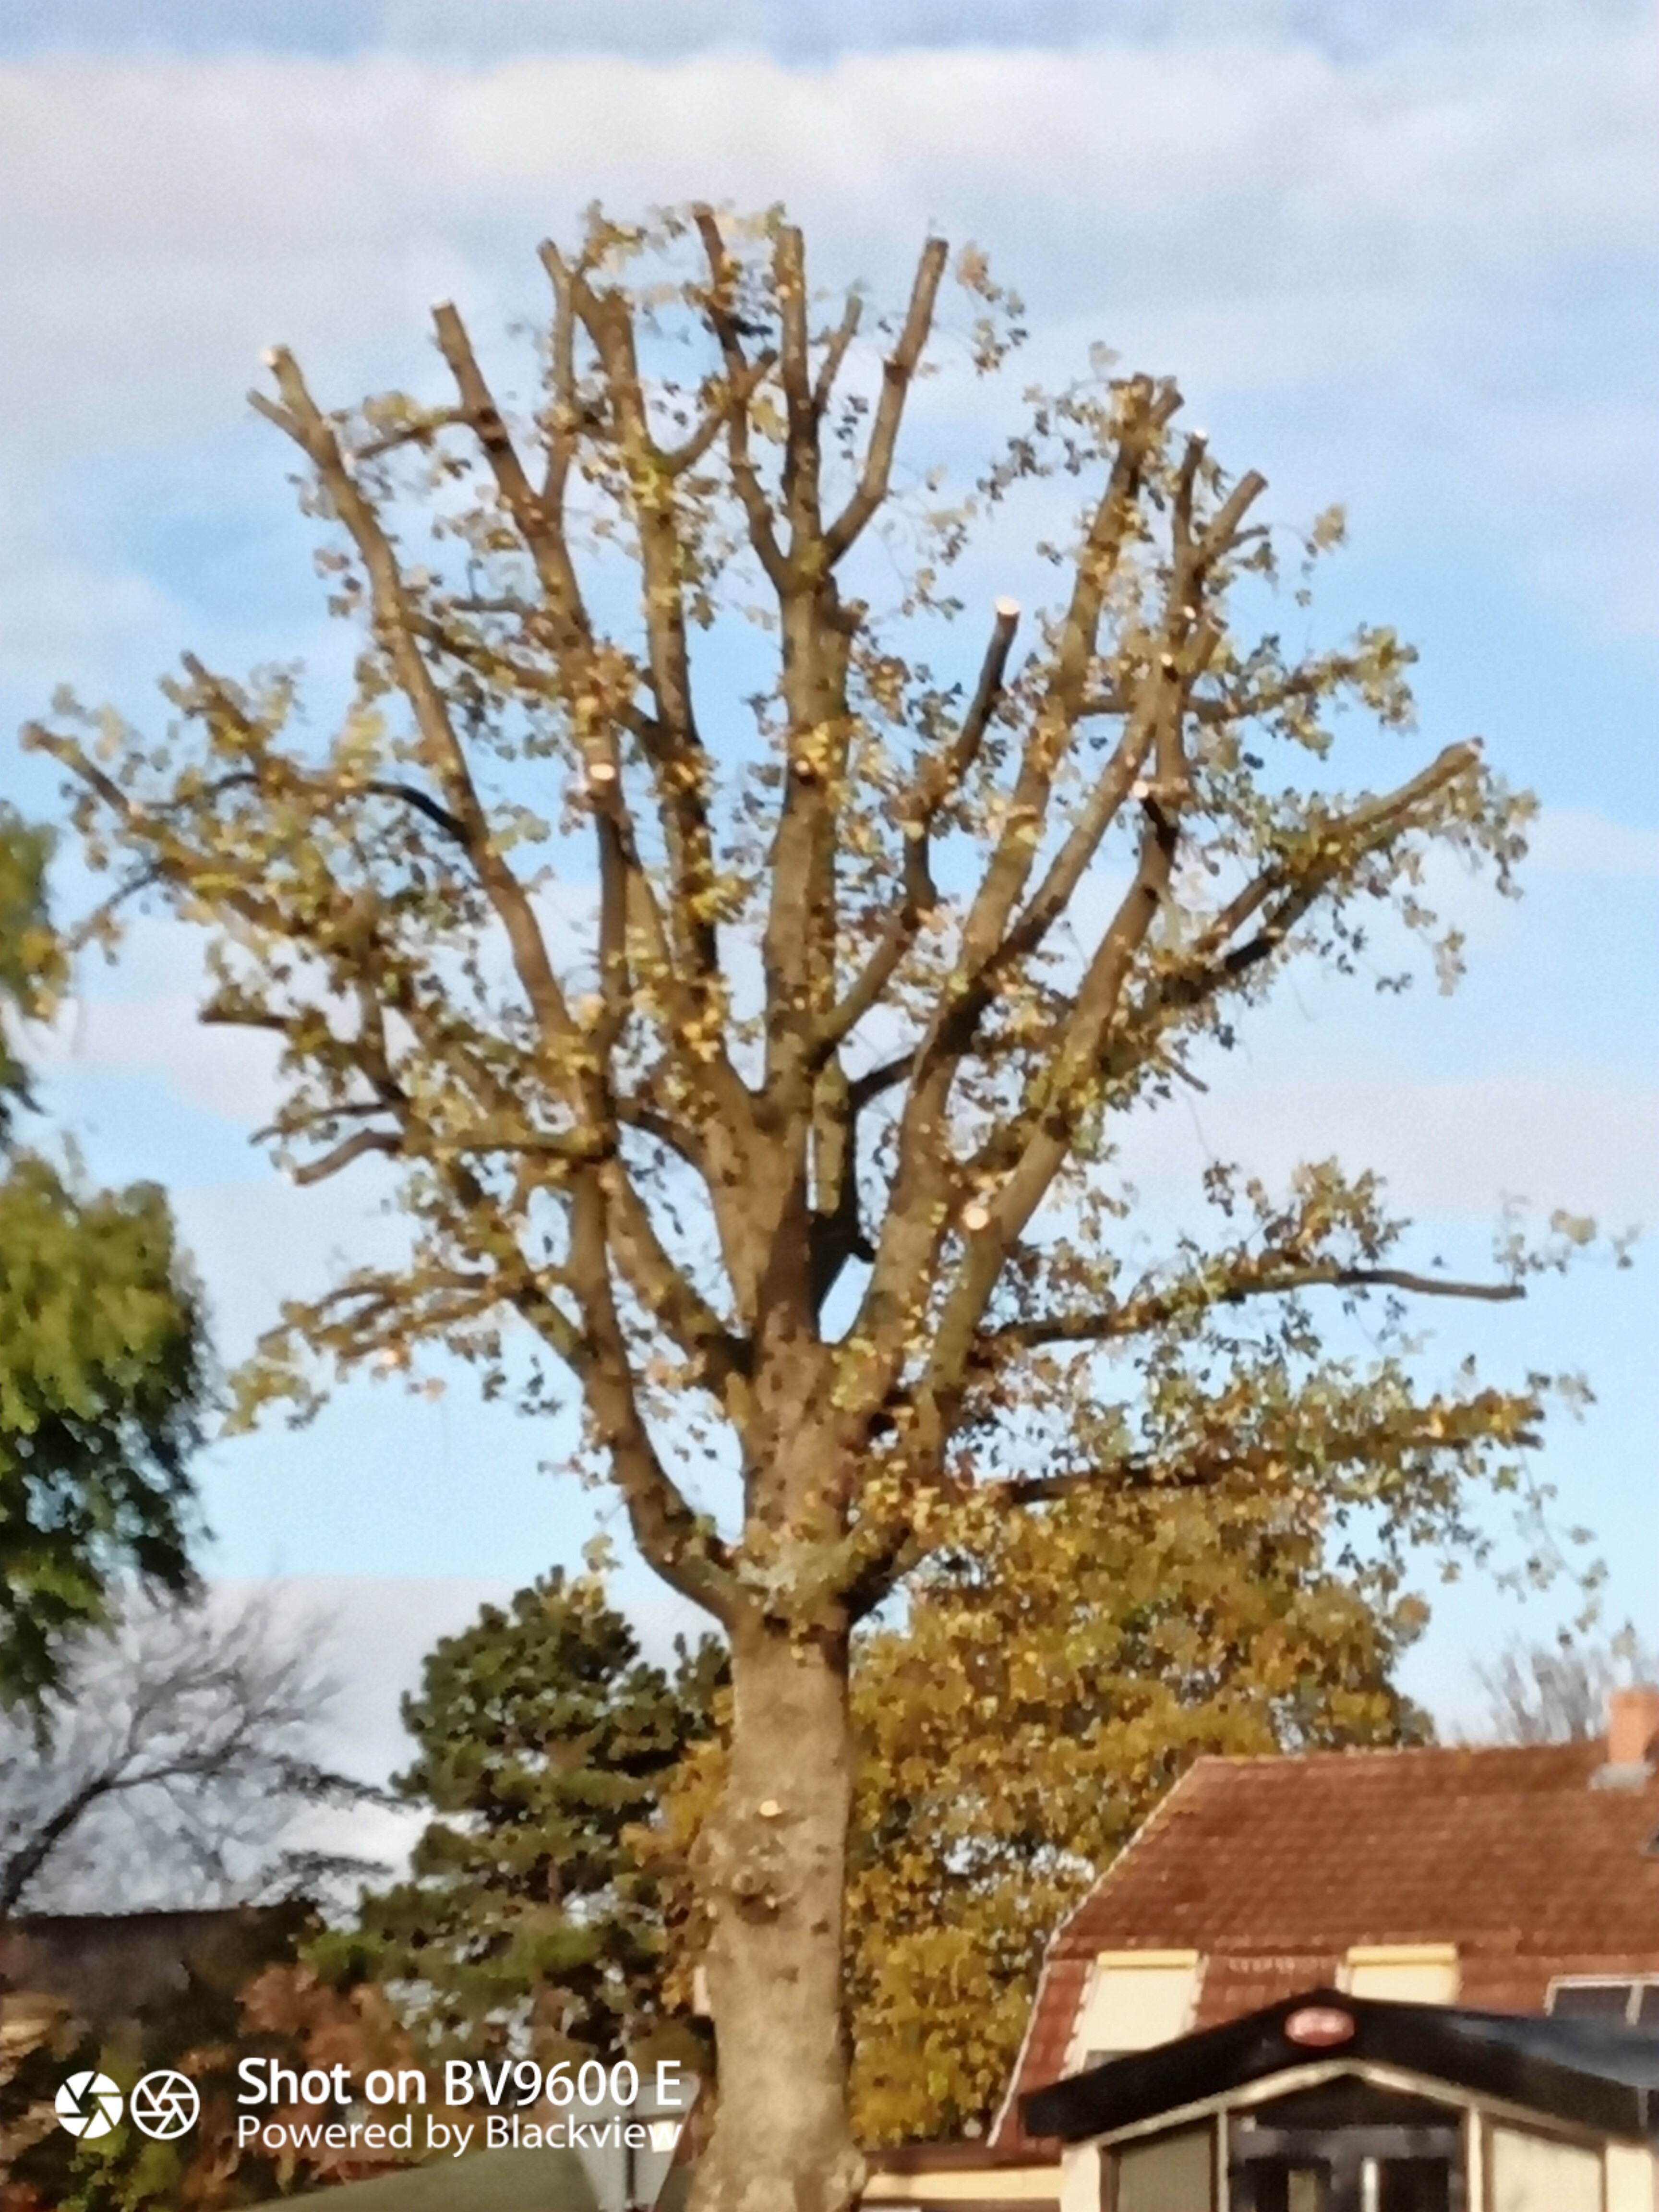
[993,1737,1659,2152]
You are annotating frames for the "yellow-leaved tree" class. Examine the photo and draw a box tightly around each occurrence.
[845,1483,1430,2144]
[31,206,1593,2212]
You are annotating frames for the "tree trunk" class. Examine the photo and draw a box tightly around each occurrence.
[690,1613,861,2212]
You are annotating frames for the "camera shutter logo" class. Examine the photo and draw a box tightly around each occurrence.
[130,2069,201,2140]
[55,2072,124,2139]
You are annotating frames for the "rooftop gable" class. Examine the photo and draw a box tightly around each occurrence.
[1022,1986,1659,2146]
[994,1735,1659,2150]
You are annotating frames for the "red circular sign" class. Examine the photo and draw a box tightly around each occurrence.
[1284,2006,1356,2047]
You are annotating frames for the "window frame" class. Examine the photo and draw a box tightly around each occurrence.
[1068,1948,1203,2070]
[1338,1943,1461,2004]
[1102,2119,1217,2212]
[1544,1972,1659,2027]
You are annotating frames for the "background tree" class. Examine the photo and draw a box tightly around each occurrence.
[0,1898,319,2212]
[30,207,1594,2212]
[0,804,208,1712]
[0,1907,421,2212]
[317,1567,723,2072]
[322,1504,1425,2147]
[1472,1627,1659,1745]
[0,1588,380,1926]
[845,1483,1429,2144]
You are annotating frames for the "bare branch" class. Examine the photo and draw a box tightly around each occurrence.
[431,298,608,731]
[691,205,789,592]
[259,347,579,1059]
[289,1130,400,1187]
[562,278,730,997]
[662,349,775,475]
[1149,740,1485,1021]
[1,1592,382,1923]
[941,379,1182,1011]
[823,237,949,563]
[990,1418,1542,1510]
[979,1263,1525,1355]
[812,292,863,417]
[561,1178,741,1624]
[813,599,1022,1063]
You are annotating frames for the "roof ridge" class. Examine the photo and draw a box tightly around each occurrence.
[1184,1737,1605,1769]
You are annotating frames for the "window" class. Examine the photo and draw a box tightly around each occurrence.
[1339,1944,1459,2004]
[1070,1950,1201,2066]
[1111,2124,1214,2212]
[1547,1974,1659,2026]
[1244,2161,1454,2212]
[1231,2086,1463,2212]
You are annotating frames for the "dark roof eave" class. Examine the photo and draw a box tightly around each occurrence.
[1022,1990,1659,2145]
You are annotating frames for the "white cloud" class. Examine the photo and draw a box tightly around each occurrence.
[170,1174,406,1356]
[0,23,1653,644]
[1115,1063,1659,1227]
[38,989,286,1127]
[4,0,1643,67]
[1528,805,1659,881]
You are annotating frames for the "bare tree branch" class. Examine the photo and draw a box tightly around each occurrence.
[691,206,790,593]
[259,347,581,1060]
[978,1263,1524,1355]
[0,1592,384,1924]
[824,238,949,563]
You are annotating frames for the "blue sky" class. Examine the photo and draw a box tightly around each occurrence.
[1,0,1655,1779]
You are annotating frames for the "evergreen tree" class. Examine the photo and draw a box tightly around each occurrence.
[322,1570,724,2067]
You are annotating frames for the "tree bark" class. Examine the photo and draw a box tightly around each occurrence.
[691,1613,861,2212]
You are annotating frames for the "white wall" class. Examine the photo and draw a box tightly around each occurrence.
[1489,2125,1602,2212]
[1607,2142,1659,2212]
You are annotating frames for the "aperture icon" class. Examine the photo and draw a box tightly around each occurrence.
[130,2069,201,2140]
[55,2072,124,2138]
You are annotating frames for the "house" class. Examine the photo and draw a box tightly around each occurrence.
[959,1684,1659,2212]
[1024,1984,1659,2212]
[996,1685,1659,2156]
[0,1901,302,2101]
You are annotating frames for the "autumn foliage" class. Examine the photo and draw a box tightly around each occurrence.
[30,205,1590,2211]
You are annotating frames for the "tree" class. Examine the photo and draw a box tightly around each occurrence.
[0,1897,329,2212]
[0,1587,380,1926]
[0,1906,422,2212]
[29,206,1591,2211]
[845,1483,1429,2144]
[0,804,208,1713]
[1472,1628,1659,1745]
[328,1505,1425,2145]
[318,1567,723,2069]
[0,1593,385,2212]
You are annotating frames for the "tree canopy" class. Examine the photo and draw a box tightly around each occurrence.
[1473,1628,1659,1745]
[0,805,208,1713]
[27,205,1593,2212]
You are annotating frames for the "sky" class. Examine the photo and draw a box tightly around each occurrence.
[0,0,1655,1802]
